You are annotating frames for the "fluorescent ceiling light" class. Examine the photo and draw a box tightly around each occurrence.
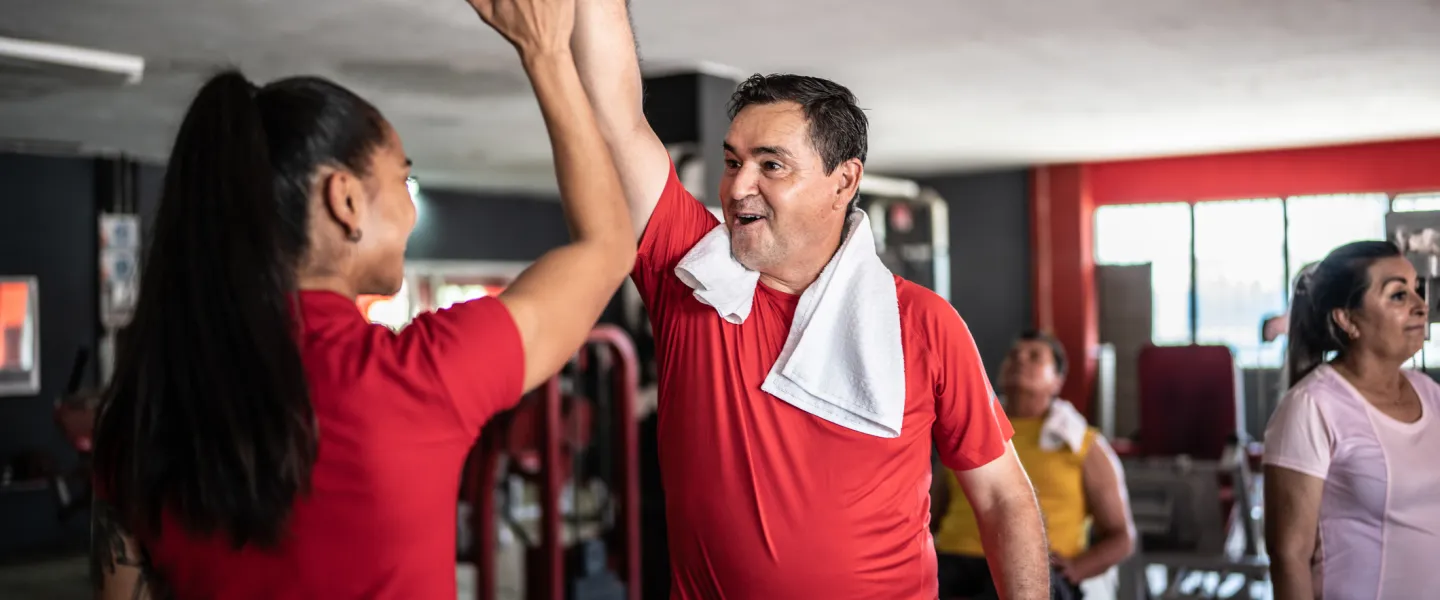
[0,35,144,84]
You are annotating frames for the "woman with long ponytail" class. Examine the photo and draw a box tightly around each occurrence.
[91,0,636,597]
[1282,261,1339,389]
[1264,240,1440,600]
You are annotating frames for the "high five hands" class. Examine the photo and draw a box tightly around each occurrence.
[464,0,575,58]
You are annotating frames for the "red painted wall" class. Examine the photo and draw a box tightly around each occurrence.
[1030,165,1097,416]
[1089,138,1440,206]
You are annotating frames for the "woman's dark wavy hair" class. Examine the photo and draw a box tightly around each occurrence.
[93,70,388,548]
[1283,241,1403,389]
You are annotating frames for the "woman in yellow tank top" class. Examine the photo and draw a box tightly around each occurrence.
[932,331,1136,600]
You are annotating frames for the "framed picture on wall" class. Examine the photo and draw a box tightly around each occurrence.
[0,276,40,397]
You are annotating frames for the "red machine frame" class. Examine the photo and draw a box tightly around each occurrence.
[466,325,641,600]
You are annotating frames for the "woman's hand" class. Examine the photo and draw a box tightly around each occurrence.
[464,0,575,58]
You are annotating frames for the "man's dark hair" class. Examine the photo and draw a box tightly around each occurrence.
[1018,329,1068,377]
[727,74,868,176]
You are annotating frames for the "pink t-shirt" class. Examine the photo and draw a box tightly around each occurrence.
[1263,364,1440,600]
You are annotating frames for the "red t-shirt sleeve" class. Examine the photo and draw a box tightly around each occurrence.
[399,296,525,437]
[632,162,721,309]
[927,301,1014,471]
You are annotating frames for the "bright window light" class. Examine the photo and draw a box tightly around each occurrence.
[1094,203,1193,346]
[1194,199,1287,368]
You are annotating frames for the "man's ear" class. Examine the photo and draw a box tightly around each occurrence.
[832,158,864,211]
[320,168,364,240]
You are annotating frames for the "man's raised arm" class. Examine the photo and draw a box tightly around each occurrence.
[572,0,673,237]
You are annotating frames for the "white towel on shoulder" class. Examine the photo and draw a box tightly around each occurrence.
[674,225,760,324]
[1039,399,1090,453]
[674,210,906,438]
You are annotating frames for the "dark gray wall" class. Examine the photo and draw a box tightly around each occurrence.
[642,72,739,207]
[0,152,101,559]
[405,187,567,261]
[140,163,570,263]
[917,169,1033,383]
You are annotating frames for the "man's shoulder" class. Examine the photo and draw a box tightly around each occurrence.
[893,276,963,327]
[892,276,977,360]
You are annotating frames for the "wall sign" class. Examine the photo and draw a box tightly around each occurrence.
[99,213,141,329]
[0,276,41,397]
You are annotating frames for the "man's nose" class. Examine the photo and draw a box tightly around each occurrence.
[726,164,760,202]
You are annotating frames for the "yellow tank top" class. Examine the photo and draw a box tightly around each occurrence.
[933,417,1097,558]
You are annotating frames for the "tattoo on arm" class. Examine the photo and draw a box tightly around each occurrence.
[90,496,156,599]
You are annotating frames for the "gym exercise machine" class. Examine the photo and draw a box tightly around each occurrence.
[862,177,952,302]
[0,347,95,528]
[1133,345,1246,461]
[1122,450,1267,599]
[51,349,98,520]
[465,325,641,600]
[1119,345,1268,599]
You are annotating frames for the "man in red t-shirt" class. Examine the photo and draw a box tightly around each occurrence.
[572,4,1052,599]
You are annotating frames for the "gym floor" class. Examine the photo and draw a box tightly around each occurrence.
[0,555,88,600]
[0,543,529,599]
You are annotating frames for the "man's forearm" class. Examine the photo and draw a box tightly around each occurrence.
[1067,532,1133,581]
[521,50,630,245]
[572,0,645,139]
[568,0,673,237]
[975,493,1051,599]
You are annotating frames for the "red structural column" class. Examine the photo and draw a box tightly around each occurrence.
[1030,165,1098,417]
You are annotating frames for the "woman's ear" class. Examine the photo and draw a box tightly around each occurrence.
[1332,307,1359,341]
[320,168,365,241]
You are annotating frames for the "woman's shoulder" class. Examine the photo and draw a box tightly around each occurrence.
[1269,368,1347,431]
[1284,364,1352,405]
[1270,365,1385,439]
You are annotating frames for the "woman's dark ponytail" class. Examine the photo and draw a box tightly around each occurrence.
[1283,266,1332,388]
[95,71,316,548]
[1282,241,1404,389]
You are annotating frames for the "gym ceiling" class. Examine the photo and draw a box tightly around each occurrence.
[2,0,1439,193]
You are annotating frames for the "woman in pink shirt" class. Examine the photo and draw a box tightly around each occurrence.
[1265,240,1440,600]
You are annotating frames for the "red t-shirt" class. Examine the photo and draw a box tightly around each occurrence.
[139,291,524,599]
[635,165,1014,599]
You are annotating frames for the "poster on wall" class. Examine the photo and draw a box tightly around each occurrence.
[99,213,141,329]
[0,276,41,396]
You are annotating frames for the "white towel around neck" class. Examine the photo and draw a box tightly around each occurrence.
[674,210,906,437]
[1039,399,1090,453]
